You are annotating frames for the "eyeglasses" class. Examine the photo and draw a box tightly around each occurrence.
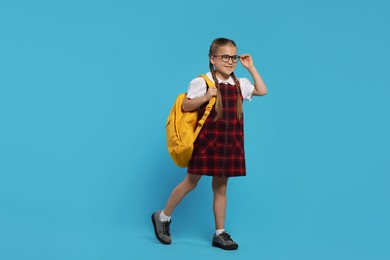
[213,55,241,63]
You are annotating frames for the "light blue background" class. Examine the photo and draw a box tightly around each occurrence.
[1,0,389,259]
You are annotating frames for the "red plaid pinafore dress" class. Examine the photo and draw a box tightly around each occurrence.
[187,82,246,177]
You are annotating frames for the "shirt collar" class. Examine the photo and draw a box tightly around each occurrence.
[206,72,235,85]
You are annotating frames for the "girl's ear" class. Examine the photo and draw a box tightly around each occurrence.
[210,56,216,65]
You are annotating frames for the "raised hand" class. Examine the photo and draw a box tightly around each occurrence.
[239,54,254,69]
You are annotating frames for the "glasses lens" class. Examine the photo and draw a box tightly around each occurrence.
[221,55,230,62]
[232,55,239,63]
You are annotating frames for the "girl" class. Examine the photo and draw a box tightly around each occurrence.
[152,38,267,250]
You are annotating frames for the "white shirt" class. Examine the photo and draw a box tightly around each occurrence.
[186,72,255,101]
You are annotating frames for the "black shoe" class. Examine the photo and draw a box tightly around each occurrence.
[151,211,172,244]
[212,231,238,250]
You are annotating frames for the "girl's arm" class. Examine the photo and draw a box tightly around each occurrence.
[182,87,217,112]
[240,54,267,96]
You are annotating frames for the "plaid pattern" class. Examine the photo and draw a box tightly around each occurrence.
[188,83,246,177]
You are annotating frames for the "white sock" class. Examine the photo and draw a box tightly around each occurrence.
[215,229,225,236]
[159,210,171,222]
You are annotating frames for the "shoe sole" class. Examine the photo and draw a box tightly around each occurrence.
[212,241,238,250]
[151,213,171,245]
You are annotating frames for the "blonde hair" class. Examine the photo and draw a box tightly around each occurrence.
[208,38,243,121]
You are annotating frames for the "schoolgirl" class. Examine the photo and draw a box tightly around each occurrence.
[152,38,267,250]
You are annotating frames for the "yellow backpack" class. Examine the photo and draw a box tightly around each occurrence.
[166,74,216,168]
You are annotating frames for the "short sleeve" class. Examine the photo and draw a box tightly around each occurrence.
[186,77,207,99]
[239,77,255,101]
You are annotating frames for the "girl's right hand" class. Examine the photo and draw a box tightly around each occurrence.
[206,87,218,100]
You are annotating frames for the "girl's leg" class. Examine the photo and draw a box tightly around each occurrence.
[163,173,202,216]
[212,176,228,230]
[211,176,238,250]
[153,174,201,245]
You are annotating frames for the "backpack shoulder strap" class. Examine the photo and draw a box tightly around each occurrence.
[194,74,216,137]
[198,74,215,88]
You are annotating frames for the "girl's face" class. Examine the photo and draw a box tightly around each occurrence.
[210,44,238,80]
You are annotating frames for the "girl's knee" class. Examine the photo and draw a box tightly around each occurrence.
[212,177,228,195]
[185,180,198,191]
[213,187,227,197]
[184,174,201,191]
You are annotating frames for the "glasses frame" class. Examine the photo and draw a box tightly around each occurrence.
[213,55,241,63]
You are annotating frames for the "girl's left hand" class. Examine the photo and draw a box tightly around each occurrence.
[240,54,254,69]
